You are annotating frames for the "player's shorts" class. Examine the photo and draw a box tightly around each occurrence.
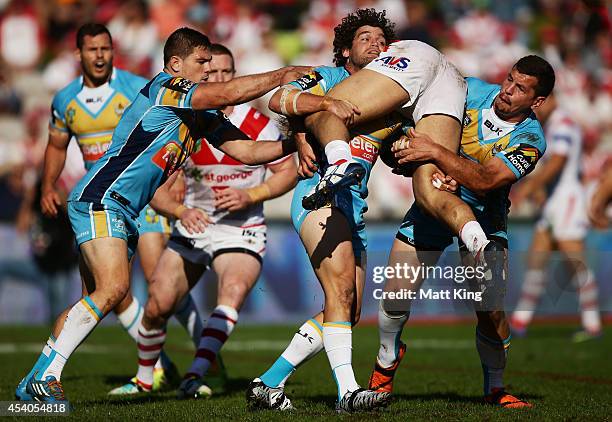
[291,175,367,256]
[396,203,508,251]
[136,204,172,235]
[365,40,467,123]
[536,184,588,240]
[68,201,139,260]
[167,221,266,267]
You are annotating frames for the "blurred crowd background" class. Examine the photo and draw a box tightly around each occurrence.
[0,0,611,323]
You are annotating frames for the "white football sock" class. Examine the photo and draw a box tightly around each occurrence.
[260,318,324,388]
[576,269,601,333]
[43,297,103,380]
[460,221,489,256]
[324,140,351,165]
[174,294,204,347]
[116,296,143,342]
[323,322,360,400]
[512,269,546,327]
[377,305,409,368]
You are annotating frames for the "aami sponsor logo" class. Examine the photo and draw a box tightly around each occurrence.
[350,136,379,163]
[81,141,111,162]
[374,55,411,70]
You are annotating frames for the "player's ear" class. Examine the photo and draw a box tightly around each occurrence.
[74,48,82,63]
[531,96,546,111]
[342,48,350,59]
[169,56,182,74]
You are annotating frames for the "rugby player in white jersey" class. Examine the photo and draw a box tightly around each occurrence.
[511,92,602,341]
[112,43,298,397]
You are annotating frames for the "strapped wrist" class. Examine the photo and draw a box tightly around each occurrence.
[245,184,272,203]
[173,205,187,219]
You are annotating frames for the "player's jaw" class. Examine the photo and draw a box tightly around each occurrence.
[347,25,387,70]
[179,47,212,84]
[83,58,113,86]
[493,70,540,122]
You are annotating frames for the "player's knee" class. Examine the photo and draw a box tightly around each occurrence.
[221,279,250,303]
[100,283,129,308]
[148,283,178,320]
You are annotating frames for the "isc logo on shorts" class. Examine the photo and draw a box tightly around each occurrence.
[374,56,411,71]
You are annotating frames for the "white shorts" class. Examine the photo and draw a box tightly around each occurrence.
[536,185,589,240]
[167,221,267,266]
[365,40,467,123]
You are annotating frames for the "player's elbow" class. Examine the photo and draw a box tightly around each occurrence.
[470,174,507,195]
[268,90,283,114]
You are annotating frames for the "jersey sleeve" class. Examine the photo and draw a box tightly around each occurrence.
[49,94,69,133]
[496,129,546,180]
[287,66,344,96]
[154,76,198,108]
[199,110,244,147]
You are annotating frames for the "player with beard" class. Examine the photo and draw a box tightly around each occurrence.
[369,56,555,409]
[246,9,402,413]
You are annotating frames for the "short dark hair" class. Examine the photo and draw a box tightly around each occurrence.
[513,55,556,97]
[333,8,395,67]
[76,23,112,50]
[209,43,235,70]
[163,27,211,65]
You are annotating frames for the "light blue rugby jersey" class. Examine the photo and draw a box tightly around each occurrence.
[50,68,148,170]
[69,72,238,217]
[459,77,546,226]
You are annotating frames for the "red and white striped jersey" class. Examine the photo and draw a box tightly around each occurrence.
[182,104,288,226]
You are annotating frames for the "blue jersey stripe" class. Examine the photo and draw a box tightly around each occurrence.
[79,121,166,204]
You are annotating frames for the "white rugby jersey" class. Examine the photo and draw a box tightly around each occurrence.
[544,108,583,194]
[182,104,288,226]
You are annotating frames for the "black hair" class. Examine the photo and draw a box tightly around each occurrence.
[163,27,211,65]
[333,8,395,67]
[76,23,112,50]
[514,55,556,97]
[209,43,235,70]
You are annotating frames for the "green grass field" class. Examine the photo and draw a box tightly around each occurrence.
[1,323,610,420]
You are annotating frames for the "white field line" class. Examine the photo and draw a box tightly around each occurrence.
[0,338,472,354]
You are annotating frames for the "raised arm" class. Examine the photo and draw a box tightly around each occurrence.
[40,126,71,217]
[191,66,310,110]
[268,71,360,125]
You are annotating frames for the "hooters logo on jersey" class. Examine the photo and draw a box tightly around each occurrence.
[374,55,411,70]
[350,136,379,163]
